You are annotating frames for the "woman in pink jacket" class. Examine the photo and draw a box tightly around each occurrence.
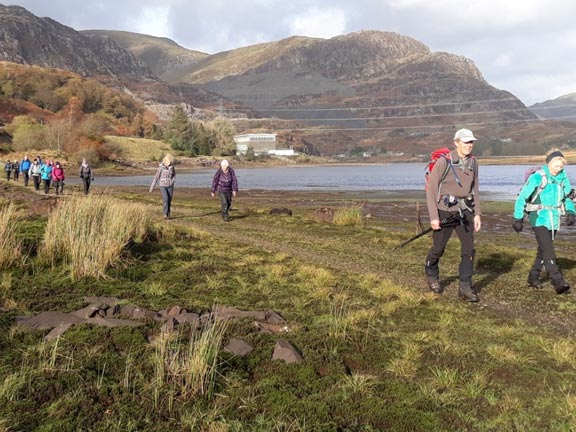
[51,161,65,195]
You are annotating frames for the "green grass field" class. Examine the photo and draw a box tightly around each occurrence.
[1,184,576,431]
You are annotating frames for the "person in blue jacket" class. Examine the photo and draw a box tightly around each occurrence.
[20,155,31,186]
[513,149,576,294]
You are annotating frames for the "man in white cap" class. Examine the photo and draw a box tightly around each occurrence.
[424,128,482,302]
[211,159,238,221]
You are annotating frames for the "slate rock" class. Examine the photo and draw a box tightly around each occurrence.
[272,339,303,363]
[225,338,253,357]
[213,306,266,321]
[44,322,74,341]
[16,312,85,330]
[265,310,286,324]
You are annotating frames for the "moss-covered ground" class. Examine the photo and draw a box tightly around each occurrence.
[1,184,576,431]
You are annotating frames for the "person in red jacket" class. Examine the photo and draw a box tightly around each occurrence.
[51,161,65,195]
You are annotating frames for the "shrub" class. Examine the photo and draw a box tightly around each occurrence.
[39,194,152,279]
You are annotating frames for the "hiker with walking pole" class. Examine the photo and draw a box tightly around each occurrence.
[512,148,575,294]
[424,128,482,302]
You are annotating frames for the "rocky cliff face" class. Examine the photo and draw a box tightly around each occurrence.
[0,5,154,78]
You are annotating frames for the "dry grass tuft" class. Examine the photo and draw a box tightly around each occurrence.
[152,316,228,409]
[39,194,152,279]
[0,203,22,269]
[333,205,364,227]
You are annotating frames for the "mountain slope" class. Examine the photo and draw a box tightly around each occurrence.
[81,30,209,80]
[186,30,536,151]
[162,36,321,84]
[0,4,154,78]
[529,93,576,122]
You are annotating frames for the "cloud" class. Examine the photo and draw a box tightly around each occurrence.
[126,6,172,38]
[284,7,347,39]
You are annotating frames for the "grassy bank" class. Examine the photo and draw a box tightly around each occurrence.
[1,184,576,431]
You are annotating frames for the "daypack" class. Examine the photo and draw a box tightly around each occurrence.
[424,148,470,190]
[424,148,452,190]
[523,167,547,209]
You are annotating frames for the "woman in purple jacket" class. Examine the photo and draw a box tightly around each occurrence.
[211,160,238,221]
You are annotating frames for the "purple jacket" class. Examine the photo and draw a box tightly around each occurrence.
[211,167,238,193]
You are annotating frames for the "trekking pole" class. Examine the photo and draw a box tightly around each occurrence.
[393,214,461,250]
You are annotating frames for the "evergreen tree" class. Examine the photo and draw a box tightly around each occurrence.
[165,105,194,152]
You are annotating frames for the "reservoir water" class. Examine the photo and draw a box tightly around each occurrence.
[84,163,576,202]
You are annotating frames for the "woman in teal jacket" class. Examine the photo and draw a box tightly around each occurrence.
[513,149,576,294]
[40,160,53,194]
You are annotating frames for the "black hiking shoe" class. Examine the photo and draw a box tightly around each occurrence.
[527,278,544,289]
[555,283,571,295]
[458,282,479,302]
[426,277,443,294]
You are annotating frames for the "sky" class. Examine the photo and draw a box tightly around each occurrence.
[3,0,576,106]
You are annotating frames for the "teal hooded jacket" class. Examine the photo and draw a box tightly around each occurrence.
[514,165,575,230]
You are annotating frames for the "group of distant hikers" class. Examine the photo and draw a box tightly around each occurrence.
[3,155,95,195]
[424,128,575,303]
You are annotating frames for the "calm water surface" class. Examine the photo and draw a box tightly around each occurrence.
[85,164,576,202]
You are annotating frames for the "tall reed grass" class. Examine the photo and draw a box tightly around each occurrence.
[0,203,22,269]
[39,194,152,279]
[333,205,364,226]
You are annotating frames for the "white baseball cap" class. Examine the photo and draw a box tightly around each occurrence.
[454,128,477,143]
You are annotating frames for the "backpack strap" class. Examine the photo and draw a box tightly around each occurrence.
[528,169,547,204]
[436,155,461,203]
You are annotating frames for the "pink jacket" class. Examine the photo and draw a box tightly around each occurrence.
[52,166,65,181]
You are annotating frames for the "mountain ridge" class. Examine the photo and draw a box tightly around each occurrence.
[2,4,574,156]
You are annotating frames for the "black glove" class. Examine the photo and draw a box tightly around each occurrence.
[567,213,576,226]
[512,219,523,233]
[568,189,576,200]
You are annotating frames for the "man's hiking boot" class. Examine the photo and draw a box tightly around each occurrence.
[426,277,443,294]
[527,278,544,289]
[458,282,479,302]
[555,283,571,295]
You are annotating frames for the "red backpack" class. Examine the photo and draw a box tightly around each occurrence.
[424,148,452,190]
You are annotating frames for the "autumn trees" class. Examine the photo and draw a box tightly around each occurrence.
[0,62,237,160]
